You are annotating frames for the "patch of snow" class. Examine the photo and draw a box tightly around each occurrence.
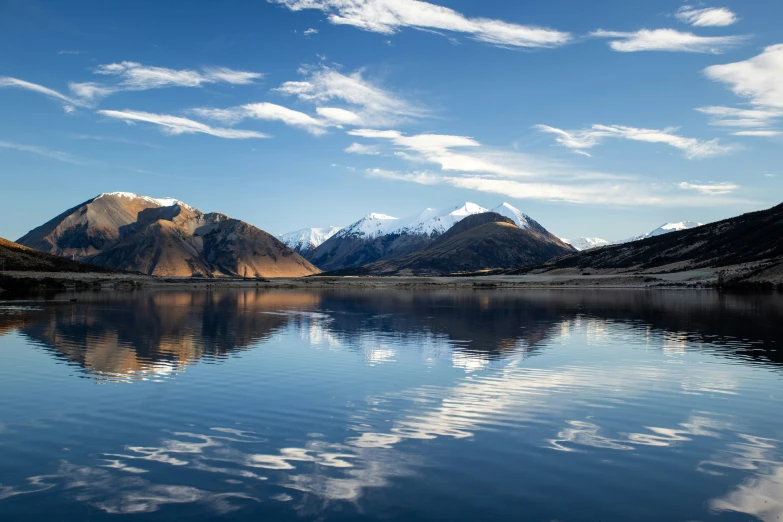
[96,192,195,211]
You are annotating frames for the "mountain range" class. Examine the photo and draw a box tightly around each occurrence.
[512,202,783,283]
[302,202,555,272]
[16,193,319,278]
[562,221,704,251]
[325,212,574,276]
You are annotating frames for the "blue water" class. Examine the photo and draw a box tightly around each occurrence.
[0,289,781,521]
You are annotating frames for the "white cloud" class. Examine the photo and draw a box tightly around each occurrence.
[536,123,734,159]
[695,105,782,128]
[350,126,753,207]
[675,6,738,27]
[0,77,86,107]
[591,29,745,53]
[345,142,381,155]
[97,110,268,139]
[732,130,781,137]
[316,107,361,124]
[84,62,262,100]
[270,0,571,49]
[303,27,319,36]
[678,181,739,195]
[704,44,783,108]
[193,103,330,135]
[275,66,424,127]
[242,102,328,135]
[0,140,86,164]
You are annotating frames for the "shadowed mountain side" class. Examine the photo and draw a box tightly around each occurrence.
[306,229,437,272]
[0,237,117,273]
[509,202,783,278]
[323,213,574,276]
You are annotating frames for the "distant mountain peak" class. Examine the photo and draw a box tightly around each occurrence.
[561,237,610,251]
[279,226,342,255]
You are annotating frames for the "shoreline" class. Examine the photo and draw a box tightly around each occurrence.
[2,265,782,295]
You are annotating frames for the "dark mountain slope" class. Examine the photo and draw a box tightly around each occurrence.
[324,213,574,276]
[511,202,783,274]
[0,237,116,273]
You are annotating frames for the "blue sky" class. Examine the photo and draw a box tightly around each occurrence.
[1,0,781,241]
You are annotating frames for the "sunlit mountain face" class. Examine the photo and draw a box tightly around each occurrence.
[0,289,782,521]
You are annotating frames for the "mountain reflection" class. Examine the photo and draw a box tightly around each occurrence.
[0,289,781,381]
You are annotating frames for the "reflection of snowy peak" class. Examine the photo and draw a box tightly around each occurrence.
[561,237,611,251]
[279,227,342,255]
[616,221,704,244]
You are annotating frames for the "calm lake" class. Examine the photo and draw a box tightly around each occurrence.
[0,288,781,521]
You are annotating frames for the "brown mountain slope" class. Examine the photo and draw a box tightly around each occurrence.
[509,202,783,275]
[324,213,574,276]
[0,237,116,273]
[17,193,320,278]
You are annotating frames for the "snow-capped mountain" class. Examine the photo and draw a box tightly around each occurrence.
[279,226,342,255]
[491,202,532,229]
[615,221,704,244]
[561,237,611,251]
[335,213,400,240]
[335,203,492,240]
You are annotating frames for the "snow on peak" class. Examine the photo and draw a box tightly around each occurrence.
[337,213,400,239]
[649,221,703,236]
[561,237,610,251]
[491,202,531,229]
[280,226,342,252]
[615,220,704,244]
[395,202,490,236]
[96,192,194,210]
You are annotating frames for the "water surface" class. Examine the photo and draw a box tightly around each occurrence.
[0,288,781,521]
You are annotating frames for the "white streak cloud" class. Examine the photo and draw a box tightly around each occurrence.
[270,0,571,49]
[98,110,268,139]
[678,181,739,195]
[0,77,85,107]
[0,140,86,165]
[536,123,734,159]
[193,103,330,135]
[731,130,781,137]
[591,29,745,53]
[345,142,381,155]
[675,6,739,27]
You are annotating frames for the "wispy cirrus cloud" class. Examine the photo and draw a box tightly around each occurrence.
[675,6,739,27]
[731,130,781,137]
[274,66,425,127]
[269,0,571,49]
[0,140,86,165]
[347,129,746,206]
[193,102,330,135]
[1,62,264,110]
[535,123,735,159]
[0,77,86,108]
[345,142,381,155]
[97,110,268,139]
[590,28,746,53]
[678,181,740,195]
